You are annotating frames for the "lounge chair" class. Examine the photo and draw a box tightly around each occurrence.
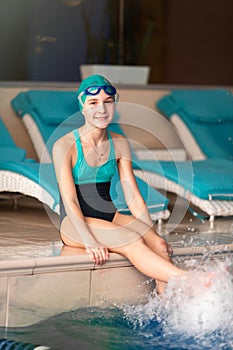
[11,90,79,162]
[11,90,233,221]
[0,117,170,221]
[156,89,233,160]
[0,118,59,212]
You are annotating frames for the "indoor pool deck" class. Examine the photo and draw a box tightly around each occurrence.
[0,195,233,328]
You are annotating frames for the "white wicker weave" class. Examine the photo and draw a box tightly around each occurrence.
[134,169,233,219]
[0,170,59,214]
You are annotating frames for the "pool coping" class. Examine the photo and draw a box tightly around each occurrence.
[0,243,232,277]
[0,252,131,276]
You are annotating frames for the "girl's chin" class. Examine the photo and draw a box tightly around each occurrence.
[93,118,111,127]
[96,123,109,129]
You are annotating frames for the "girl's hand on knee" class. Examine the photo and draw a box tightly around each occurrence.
[85,245,109,265]
[159,238,173,258]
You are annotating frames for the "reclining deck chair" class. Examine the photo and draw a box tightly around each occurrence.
[0,116,169,221]
[0,118,59,212]
[156,89,233,160]
[11,90,233,221]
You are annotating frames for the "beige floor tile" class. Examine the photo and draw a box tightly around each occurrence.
[0,195,233,261]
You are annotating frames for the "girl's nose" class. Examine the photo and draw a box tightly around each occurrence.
[97,102,106,113]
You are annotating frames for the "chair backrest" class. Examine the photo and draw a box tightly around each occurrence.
[157,89,233,160]
[0,118,16,147]
[0,118,26,162]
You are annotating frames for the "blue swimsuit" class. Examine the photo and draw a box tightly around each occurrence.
[60,129,118,222]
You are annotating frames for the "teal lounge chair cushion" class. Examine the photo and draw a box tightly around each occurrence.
[111,171,168,214]
[0,119,17,147]
[0,119,26,162]
[11,90,79,125]
[133,158,233,200]
[0,160,168,215]
[157,89,233,160]
[0,161,60,210]
[11,91,83,155]
[0,146,26,162]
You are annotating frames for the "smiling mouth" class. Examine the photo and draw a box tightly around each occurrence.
[94,116,109,121]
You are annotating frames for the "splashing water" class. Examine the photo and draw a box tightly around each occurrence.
[122,259,233,339]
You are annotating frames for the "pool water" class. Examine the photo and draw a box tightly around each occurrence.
[1,258,233,350]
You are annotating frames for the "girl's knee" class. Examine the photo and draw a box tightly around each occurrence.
[112,235,145,256]
[125,236,146,254]
[158,237,168,249]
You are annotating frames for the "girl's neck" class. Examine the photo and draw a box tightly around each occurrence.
[80,125,108,145]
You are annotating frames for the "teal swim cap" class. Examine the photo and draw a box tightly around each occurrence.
[77,74,117,110]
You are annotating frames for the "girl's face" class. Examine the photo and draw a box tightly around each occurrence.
[82,89,115,129]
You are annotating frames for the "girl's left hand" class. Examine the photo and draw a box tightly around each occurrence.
[85,245,109,265]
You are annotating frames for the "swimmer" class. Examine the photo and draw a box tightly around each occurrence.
[52,74,185,294]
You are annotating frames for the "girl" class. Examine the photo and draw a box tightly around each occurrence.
[52,74,185,293]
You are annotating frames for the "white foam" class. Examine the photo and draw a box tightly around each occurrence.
[122,259,233,337]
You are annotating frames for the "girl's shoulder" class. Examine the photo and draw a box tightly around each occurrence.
[109,131,131,159]
[52,131,75,156]
[108,130,125,140]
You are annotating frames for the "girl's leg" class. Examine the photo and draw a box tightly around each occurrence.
[113,212,173,293]
[60,215,184,283]
[113,212,171,258]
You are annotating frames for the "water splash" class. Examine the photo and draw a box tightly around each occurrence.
[163,262,233,336]
[122,259,233,339]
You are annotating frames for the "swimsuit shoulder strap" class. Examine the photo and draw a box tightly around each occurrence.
[108,131,116,161]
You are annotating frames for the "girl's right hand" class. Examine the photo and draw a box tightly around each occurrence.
[85,244,109,265]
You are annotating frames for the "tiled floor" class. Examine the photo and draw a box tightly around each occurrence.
[0,194,233,261]
[0,196,62,259]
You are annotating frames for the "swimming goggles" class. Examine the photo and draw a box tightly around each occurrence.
[78,85,117,107]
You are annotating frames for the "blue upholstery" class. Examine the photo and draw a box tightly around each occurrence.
[0,119,17,147]
[0,117,59,210]
[11,91,83,155]
[157,89,233,160]
[111,171,168,215]
[0,119,27,162]
[11,90,79,125]
[0,160,59,210]
[133,158,233,200]
[0,146,26,162]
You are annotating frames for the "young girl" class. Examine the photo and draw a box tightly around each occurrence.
[52,74,185,293]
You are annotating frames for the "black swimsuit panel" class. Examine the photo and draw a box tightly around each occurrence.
[60,181,117,223]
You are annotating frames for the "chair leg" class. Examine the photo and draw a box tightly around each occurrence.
[157,219,163,234]
[13,198,19,210]
[209,214,215,229]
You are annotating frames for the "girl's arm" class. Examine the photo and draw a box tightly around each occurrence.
[116,136,154,228]
[52,136,109,263]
